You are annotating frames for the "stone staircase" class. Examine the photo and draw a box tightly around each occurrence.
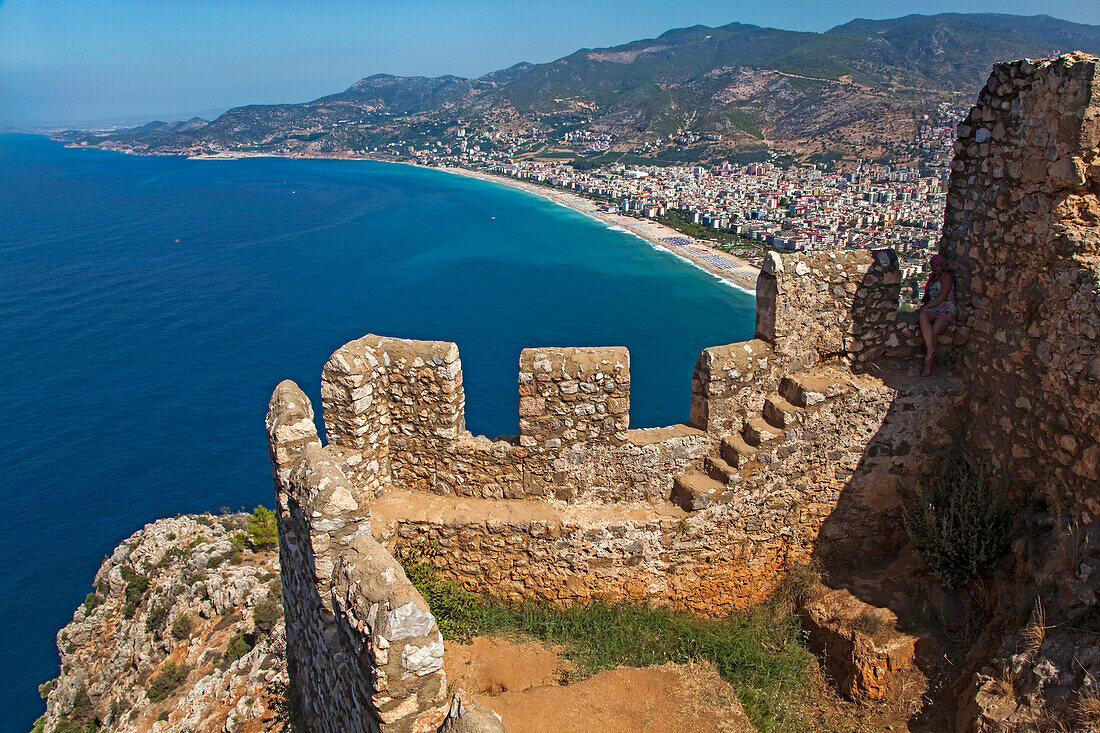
[671,369,850,511]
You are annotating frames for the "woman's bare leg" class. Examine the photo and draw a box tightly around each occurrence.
[919,310,934,359]
[922,316,952,376]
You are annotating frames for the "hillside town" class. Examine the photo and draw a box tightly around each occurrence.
[390,105,963,301]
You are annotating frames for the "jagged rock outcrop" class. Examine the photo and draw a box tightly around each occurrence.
[39,515,288,733]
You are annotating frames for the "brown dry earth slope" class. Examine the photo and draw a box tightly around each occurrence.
[445,636,756,733]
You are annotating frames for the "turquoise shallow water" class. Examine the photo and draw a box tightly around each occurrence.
[0,133,754,728]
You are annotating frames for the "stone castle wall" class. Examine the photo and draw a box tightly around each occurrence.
[942,54,1100,516]
[270,240,960,619]
[755,248,902,370]
[267,55,1100,732]
[268,381,452,733]
[374,371,961,613]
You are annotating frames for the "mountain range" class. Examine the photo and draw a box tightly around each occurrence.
[60,13,1100,164]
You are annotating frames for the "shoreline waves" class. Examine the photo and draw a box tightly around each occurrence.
[438,166,761,293]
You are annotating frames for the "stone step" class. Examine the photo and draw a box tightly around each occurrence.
[763,393,800,429]
[670,471,724,512]
[704,454,739,484]
[719,434,755,468]
[779,374,834,407]
[743,416,785,447]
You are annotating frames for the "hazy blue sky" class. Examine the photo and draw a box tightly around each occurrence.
[2,0,1098,127]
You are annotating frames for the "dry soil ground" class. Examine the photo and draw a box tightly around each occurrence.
[444,636,756,732]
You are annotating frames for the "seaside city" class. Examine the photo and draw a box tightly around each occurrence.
[374,106,964,300]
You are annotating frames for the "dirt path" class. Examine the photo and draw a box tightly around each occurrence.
[445,636,756,732]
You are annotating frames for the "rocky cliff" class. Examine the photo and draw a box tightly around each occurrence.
[37,514,289,733]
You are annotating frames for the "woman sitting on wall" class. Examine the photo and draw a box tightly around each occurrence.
[919,253,957,376]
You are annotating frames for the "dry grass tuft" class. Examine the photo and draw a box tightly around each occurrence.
[1075,689,1100,728]
[990,665,1016,700]
[852,609,888,638]
[1020,597,1049,657]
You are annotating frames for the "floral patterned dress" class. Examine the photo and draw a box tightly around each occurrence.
[923,276,958,322]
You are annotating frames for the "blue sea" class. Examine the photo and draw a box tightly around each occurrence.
[0,133,754,729]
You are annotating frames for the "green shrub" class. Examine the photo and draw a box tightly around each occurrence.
[38,678,55,699]
[247,506,278,549]
[171,613,194,640]
[50,719,95,733]
[120,567,149,607]
[145,603,168,635]
[30,714,45,733]
[83,592,101,616]
[225,632,255,663]
[66,686,95,729]
[146,661,191,703]
[253,595,283,635]
[123,603,137,619]
[902,444,1011,588]
[189,535,208,548]
[213,611,240,631]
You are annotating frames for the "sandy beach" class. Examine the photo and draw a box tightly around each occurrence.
[440,167,760,293]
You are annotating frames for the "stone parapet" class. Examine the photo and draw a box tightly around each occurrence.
[689,338,777,434]
[371,371,963,613]
[320,336,391,493]
[518,346,630,448]
[755,249,901,369]
[268,385,451,733]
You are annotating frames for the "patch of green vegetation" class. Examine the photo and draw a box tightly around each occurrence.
[253,594,283,635]
[902,442,1012,589]
[171,613,194,640]
[654,146,711,164]
[83,592,102,617]
[807,150,843,167]
[396,541,828,732]
[726,110,764,139]
[120,567,149,608]
[225,632,255,664]
[145,603,168,636]
[246,505,278,549]
[47,719,97,733]
[38,679,55,700]
[189,534,208,548]
[146,662,191,703]
[214,611,240,631]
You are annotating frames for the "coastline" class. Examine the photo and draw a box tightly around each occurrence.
[438,166,760,294]
[49,134,761,292]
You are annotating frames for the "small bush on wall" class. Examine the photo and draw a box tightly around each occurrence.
[902,443,1011,588]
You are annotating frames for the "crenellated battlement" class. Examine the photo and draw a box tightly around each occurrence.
[266,55,1100,733]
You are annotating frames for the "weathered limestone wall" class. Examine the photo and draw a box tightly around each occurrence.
[943,54,1100,515]
[374,371,961,613]
[517,346,630,449]
[689,338,778,435]
[321,336,708,503]
[755,248,902,369]
[267,382,450,733]
[320,337,391,493]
